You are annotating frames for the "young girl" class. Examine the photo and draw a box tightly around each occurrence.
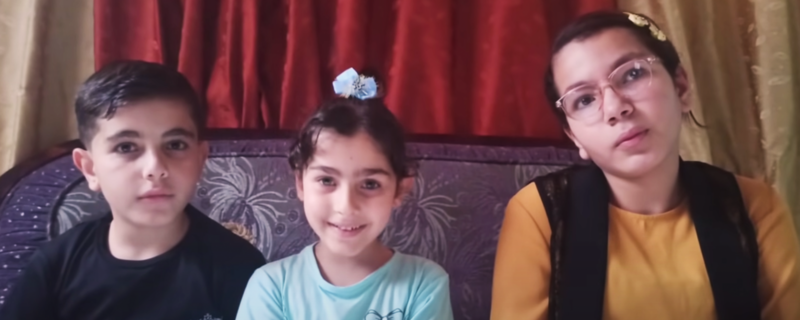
[236,69,453,320]
[491,11,800,320]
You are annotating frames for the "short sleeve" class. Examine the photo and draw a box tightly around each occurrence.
[234,268,285,320]
[0,249,58,319]
[407,265,453,320]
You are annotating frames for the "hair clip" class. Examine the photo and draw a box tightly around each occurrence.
[625,12,667,41]
[332,68,378,100]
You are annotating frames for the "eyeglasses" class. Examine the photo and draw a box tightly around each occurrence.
[556,56,660,123]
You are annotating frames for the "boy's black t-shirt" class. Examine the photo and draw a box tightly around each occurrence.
[0,206,266,320]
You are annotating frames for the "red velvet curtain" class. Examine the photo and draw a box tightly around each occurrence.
[94,0,614,139]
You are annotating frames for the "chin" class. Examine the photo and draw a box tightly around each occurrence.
[127,208,185,228]
[604,153,665,179]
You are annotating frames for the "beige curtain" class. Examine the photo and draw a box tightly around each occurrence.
[0,0,95,174]
[617,0,800,229]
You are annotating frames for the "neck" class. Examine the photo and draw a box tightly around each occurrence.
[605,155,683,215]
[314,241,393,287]
[107,212,190,261]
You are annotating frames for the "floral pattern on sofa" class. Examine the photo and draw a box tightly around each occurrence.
[0,138,580,320]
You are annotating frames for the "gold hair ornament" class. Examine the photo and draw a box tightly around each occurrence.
[625,12,667,41]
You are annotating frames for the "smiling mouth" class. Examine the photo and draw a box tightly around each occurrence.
[327,222,366,232]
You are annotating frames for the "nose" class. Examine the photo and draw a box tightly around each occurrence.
[142,150,169,180]
[602,85,634,124]
[334,185,359,216]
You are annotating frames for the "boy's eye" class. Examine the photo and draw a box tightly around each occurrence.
[114,143,137,154]
[362,180,381,190]
[318,177,336,186]
[166,140,189,150]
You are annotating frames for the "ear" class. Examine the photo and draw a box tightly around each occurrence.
[673,65,692,113]
[564,129,591,160]
[393,177,414,208]
[198,140,210,161]
[72,148,101,192]
[294,172,305,201]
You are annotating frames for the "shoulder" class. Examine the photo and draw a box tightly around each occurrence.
[506,177,551,236]
[190,210,266,267]
[259,248,306,276]
[391,253,449,288]
[733,174,787,226]
[510,181,545,212]
[397,253,447,276]
[37,215,107,260]
[248,247,309,288]
[521,165,588,212]
[20,215,107,282]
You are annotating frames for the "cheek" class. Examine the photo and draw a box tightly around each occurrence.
[95,158,138,182]
[571,126,615,152]
[170,156,205,179]
[366,192,397,218]
[300,190,329,217]
[643,84,684,116]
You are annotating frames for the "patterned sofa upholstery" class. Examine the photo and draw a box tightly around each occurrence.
[0,131,580,320]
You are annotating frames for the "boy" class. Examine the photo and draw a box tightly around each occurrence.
[0,61,266,319]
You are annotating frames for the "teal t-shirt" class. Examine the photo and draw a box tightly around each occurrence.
[235,244,453,320]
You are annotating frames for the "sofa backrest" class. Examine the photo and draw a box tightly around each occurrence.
[0,132,580,320]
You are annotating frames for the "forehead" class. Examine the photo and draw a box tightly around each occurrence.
[309,129,392,171]
[552,28,652,92]
[92,99,198,139]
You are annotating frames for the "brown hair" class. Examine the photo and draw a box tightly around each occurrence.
[288,97,416,180]
[75,60,205,144]
[543,11,684,128]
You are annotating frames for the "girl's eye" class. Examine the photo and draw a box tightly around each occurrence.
[625,68,644,81]
[318,177,336,186]
[114,143,137,154]
[362,180,381,190]
[577,95,596,107]
[167,140,189,150]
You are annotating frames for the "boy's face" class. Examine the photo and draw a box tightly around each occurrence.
[73,99,208,228]
[296,129,412,258]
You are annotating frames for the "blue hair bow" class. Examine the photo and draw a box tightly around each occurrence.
[332,68,378,100]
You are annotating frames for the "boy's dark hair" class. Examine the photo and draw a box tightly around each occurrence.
[544,11,683,128]
[75,60,205,145]
[288,97,416,180]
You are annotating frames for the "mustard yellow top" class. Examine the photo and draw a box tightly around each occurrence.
[491,175,800,320]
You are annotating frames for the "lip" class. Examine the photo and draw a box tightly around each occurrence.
[614,128,648,148]
[137,189,174,200]
[327,222,367,238]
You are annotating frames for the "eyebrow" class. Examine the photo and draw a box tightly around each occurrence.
[561,51,649,94]
[307,165,392,177]
[360,168,392,177]
[105,127,196,142]
[162,128,197,139]
[106,130,140,142]
[308,165,340,175]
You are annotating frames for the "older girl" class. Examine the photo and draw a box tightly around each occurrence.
[491,11,800,320]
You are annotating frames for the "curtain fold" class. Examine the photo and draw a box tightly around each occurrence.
[93,0,615,139]
[0,0,94,174]
[618,0,800,229]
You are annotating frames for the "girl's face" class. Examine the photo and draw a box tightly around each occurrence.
[552,27,691,179]
[295,129,412,258]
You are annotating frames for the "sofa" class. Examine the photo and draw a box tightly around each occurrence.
[0,130,580,319]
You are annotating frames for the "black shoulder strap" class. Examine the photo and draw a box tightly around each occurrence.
[533,165,609,320]
[679,161,760,320]
[533,168,569,320]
